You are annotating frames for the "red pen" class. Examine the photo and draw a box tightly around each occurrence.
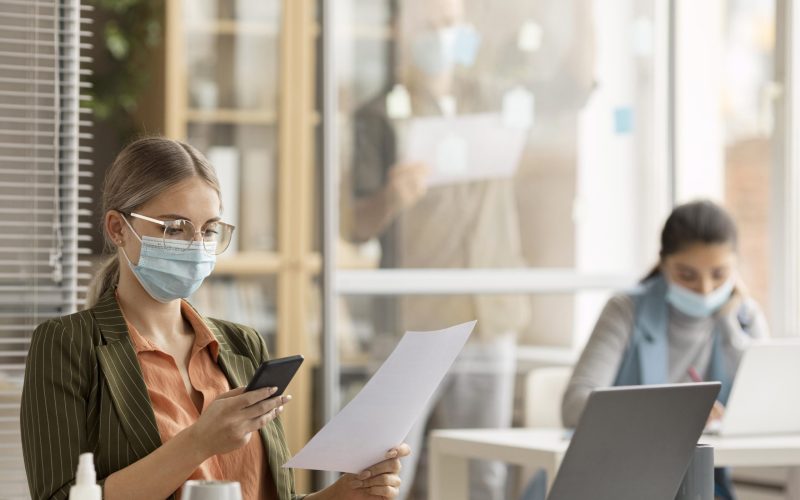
[687,366,703,383]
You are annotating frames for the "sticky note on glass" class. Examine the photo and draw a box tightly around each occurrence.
[614,107,634,135]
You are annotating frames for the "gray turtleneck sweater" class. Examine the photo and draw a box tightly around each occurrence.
[561,293,769,428]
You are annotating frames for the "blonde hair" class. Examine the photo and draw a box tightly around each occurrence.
[86,137,221,307]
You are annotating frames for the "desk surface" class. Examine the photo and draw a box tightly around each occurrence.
[429,428,800,500]
[431,427,800,467]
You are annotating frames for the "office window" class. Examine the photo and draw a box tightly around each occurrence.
[0,0,92,495]
[674,0,778,326]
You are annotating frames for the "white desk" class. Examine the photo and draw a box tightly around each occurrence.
[429,428,800,500]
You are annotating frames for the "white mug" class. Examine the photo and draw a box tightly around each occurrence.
[182,480,242,500]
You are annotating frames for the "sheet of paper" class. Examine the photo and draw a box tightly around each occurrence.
[404,113,528,187]
[284,321,476,473]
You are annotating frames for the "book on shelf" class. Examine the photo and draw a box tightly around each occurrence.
[239,144,276,251]
[206,146,241,253]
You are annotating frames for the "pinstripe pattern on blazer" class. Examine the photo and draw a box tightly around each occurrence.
[21,288,301,500]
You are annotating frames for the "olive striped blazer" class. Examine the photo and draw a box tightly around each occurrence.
[20,289,301,500]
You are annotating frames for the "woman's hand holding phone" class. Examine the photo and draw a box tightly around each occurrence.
[186,356,303,459]
[188,386,292,459]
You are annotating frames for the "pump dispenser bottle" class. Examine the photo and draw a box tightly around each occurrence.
[69,453,101,500]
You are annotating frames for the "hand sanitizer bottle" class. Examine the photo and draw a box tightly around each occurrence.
[69,453,102,500]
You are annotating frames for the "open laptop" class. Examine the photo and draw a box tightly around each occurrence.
[711,341,800,436]
[546,383,720,500]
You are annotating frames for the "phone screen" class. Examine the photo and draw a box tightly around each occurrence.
[245,354,304,395]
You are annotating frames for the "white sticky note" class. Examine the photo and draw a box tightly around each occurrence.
[386,84,412,120]
[437,94,457,117]
[632,17,654,57]
[284,321,476,473]
[503,86,535,130]
[518,20,544,52]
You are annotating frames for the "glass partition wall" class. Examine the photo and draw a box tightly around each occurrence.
[320,0,669,494]
[328,0,666,358]
[319,0,800,494]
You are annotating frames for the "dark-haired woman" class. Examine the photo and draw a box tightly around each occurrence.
[562,200,768,500]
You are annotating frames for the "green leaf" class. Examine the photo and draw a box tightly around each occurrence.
[145,19,162,47]
[94,0,139,14]
[88,0,163,140]
[105,22,130,59]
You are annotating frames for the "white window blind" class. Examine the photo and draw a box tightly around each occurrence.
[0,0,92,497]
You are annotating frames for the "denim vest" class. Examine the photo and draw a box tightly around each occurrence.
[612,276,748,405]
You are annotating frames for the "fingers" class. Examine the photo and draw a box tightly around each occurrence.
[391,162,428,177]
[246,406,284,432]
[401,164,429,183]
[349,472,401,489]
[353,444,410,482]
[243,394,292,420]
[216,387,246,400]
[389,443,411,458]
[348,475,401,498]
[391,164,429,187]
[734,274,749,295]
[707,401,725,427]
[394,175,426,204]
[710,401,725,420]
[365,485,400,498]
[358,458,402,480]
[235,387,277,408]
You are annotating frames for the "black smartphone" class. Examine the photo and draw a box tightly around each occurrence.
[245,354,304,395]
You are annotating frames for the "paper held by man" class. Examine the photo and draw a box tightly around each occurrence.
[283,321,476,473]
[403,113,528,187]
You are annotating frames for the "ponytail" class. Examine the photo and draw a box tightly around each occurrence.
[85,256,120,308]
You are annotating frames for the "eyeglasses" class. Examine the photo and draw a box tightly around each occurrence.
[122,211,235,256]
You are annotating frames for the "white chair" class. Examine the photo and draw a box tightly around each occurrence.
[518,366,574,500]
[524,366,573,428]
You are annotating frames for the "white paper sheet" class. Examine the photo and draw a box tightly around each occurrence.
[283,320,476,473]
[403,113,528,187]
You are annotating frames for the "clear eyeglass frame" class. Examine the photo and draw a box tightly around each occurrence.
[123,211,235,256]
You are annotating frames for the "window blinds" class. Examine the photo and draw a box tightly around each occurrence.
[0,0,92,497]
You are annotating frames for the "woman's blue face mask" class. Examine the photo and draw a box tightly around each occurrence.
[120,217,216,303]
[666,277,735,318]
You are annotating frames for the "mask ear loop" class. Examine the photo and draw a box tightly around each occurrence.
[119,213,143,243]
[117,213,142,266]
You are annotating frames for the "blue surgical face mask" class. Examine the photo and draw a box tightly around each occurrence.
[121,219,216,303]
[666,277,735,318]
[411,24,481,76]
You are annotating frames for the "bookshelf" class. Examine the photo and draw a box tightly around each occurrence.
[213,251,322,276]
[185,109,278,125]
[185,20,281,37]
[163,0,318,491]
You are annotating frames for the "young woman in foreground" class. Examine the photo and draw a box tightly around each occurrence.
[21,137,409,500]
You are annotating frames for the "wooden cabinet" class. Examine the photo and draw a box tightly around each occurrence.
[163,0,318,491]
